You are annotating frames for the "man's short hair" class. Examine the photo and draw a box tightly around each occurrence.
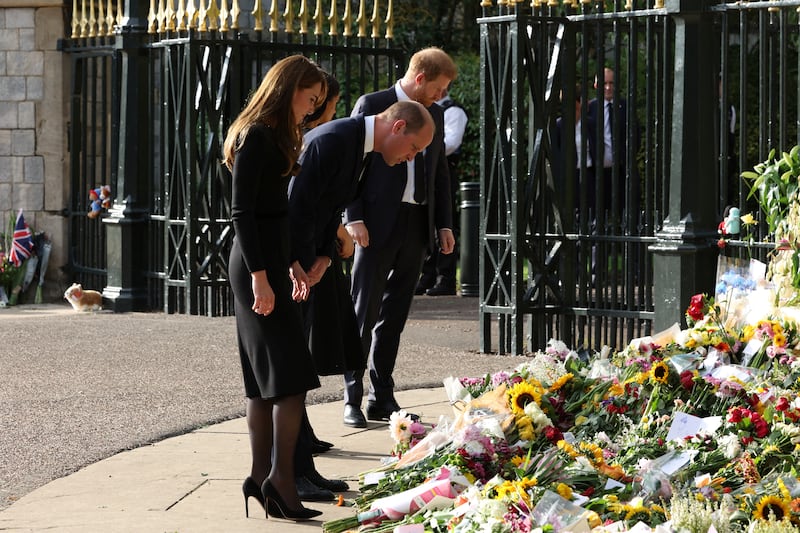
[381,101,432,134]
[408,47,457,82]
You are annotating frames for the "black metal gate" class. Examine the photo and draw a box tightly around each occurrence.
[477,0,800,354]
[61,3,404,316]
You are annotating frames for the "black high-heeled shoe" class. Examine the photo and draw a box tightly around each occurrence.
[261,479,322,521]
[242,477,266,519]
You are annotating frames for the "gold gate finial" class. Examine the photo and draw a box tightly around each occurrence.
[230,0,241,30]
[252,0,263,31]
[328,0,339,37]
[356,0,368,37]
[186,0,198,28]
[284,0,295,33]
[105,0,116,34]
[219,0,230,31]
[370,0,381,38]
[384,0,393,39]
[87,0,97,37]
[156,0,167,33]
[148,0,158,33]
[313,0,324,36]
[176,0,187,30]
[206,0,220,30]
[71,0,80,37]
[299,0,310,35]
[269,0,279,32]
[342,0,352,37]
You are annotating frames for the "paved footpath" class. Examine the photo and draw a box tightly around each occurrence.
[0,295,528,531]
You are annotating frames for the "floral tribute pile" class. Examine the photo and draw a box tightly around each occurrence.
[323,264,800,533]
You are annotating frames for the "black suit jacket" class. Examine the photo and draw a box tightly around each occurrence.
[289,115,369,269]
[344,88,452,251]
[586,97,630,171]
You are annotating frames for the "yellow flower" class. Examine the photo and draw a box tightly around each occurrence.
[586,510,602,528]
[773,332,787,347]
[516,415,535,441]
[650,361,669,384]
[741,212,757,225]
[549,373,574,393]
[753,495,791,521]
[556,483,573,500]
[608,382,625,397]
[575,415,588,425]
[742,325,755,342]
[507,381,543,416]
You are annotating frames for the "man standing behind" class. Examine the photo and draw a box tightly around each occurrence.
[342,47,457,428]
[416,87,469,296]
[586,67,632,218]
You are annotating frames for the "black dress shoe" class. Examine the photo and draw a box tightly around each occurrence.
[414,278,434,295]
[311,441,333,454]
[366,402,419,422]
[343,404,367,428]
[305,468,350,492]
[426,283,456,296]
[295,476,336,502]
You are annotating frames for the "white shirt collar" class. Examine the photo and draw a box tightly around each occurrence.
[363,115,375,156]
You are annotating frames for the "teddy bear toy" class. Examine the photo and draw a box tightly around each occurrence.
[87,185,112,219]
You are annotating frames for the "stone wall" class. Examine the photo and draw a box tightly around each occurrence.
[0,1,68,303]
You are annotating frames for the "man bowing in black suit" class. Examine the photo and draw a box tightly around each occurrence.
[288,99,434,499]
[342,47,457,428]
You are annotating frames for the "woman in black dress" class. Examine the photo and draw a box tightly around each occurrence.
[223,55,326,521]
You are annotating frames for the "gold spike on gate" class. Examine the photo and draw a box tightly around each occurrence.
[313,0,324,36]
[328,0,340,37]
[342,0,352,37]
[384,0,393,39]
[370,0,380,38]
[269,0,279,32]
[299,0,310,35]
[220,0,230,31]
[284,0,295,34]
[186,0,198,29]
[356,0,367,37]
[252,0,263,31]
[231,0,241,30]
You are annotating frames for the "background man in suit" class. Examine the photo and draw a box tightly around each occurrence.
[552,83,597,212]
[342,47,457,428]
[586,67,636,220]
[416,86,469,296]
[288,100,435,500]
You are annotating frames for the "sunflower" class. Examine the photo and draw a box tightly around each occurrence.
[507,381,543,416]
[650,361,670,384]
[548,373,574,393]
[774,332,787,348]
[515,415,535,441]
[625,503,652,522]
[753,495,791,521]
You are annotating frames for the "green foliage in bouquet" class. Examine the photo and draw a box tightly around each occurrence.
[0,223,22,296]
[742,146,800,303]
[741,146,800,236]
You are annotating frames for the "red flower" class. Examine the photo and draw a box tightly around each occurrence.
[728,407,743,423]
[776,397,790,412]
[543,425,563,444]
[717,239,727,249]
[686,294,706,322]
[679,370,695,390]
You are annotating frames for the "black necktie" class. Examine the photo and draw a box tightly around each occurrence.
[355,153,372,199]
[413,153,426,204]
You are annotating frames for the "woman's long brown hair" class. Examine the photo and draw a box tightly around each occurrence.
[223,55,327,176]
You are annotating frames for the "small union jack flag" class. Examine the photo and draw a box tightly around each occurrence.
[9,209,34,267]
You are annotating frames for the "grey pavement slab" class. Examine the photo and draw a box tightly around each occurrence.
[0,388,454,532]
[0,295,529,528]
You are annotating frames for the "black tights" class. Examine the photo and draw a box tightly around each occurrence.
[246,392,305,510]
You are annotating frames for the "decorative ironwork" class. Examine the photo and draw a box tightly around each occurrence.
[63,1,404,316]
